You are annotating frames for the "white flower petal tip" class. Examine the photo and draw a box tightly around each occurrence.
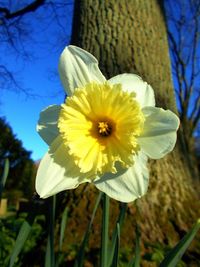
[35,136,91,198]
[138,107,180,159]
[109,73,155,107]
[94,153,149,203]
[58,45,106,96]
[37,105,61,146]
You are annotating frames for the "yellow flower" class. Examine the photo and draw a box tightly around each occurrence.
[36,46,179,202]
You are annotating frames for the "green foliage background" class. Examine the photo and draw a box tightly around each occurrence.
[0,117,35,199]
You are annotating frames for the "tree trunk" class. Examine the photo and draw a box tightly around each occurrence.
[69,0,200,264]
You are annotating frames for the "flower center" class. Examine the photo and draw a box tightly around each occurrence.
[98,121,112,137]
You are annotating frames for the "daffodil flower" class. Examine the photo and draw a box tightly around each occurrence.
[36,45,179,203]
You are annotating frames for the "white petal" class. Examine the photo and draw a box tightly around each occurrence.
[37,105,61,146]
[36,136,89,198]
[59,45,106,95]
[94,153,149,203]
[109,74,155,107]
[138,107,180,159]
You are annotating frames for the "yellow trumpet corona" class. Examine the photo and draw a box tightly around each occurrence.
[58,82,145,176]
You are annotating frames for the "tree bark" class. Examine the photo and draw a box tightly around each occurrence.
[69,0,200,264]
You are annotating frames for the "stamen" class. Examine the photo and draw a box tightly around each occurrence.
[98,121,112,137]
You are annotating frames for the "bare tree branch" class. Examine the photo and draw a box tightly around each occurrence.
[0,0,45,19]
[0,1,73,97]
[165,0,200,157]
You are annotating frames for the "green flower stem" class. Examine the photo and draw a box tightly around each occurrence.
[59,206,68,250]
[45,195,56,267]
[111,223,120,267]
[127,224,141,267]
[108,203,127,266]
[100,193,110,267]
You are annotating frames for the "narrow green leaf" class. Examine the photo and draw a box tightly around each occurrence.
[100,193,110,267]
[0,158,9,199]
[45,195,56,267]
[59,206,68,250]
[74,192,102,267]
[9,213,35,267]
[111,223,120,267]
[108,203,127,266]
[128,224,141,267]
[159,219,200,267]
[45,235,51,267]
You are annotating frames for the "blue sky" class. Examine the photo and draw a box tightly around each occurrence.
[0,1,74,160]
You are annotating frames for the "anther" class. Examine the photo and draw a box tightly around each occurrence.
[98,121,112,137]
